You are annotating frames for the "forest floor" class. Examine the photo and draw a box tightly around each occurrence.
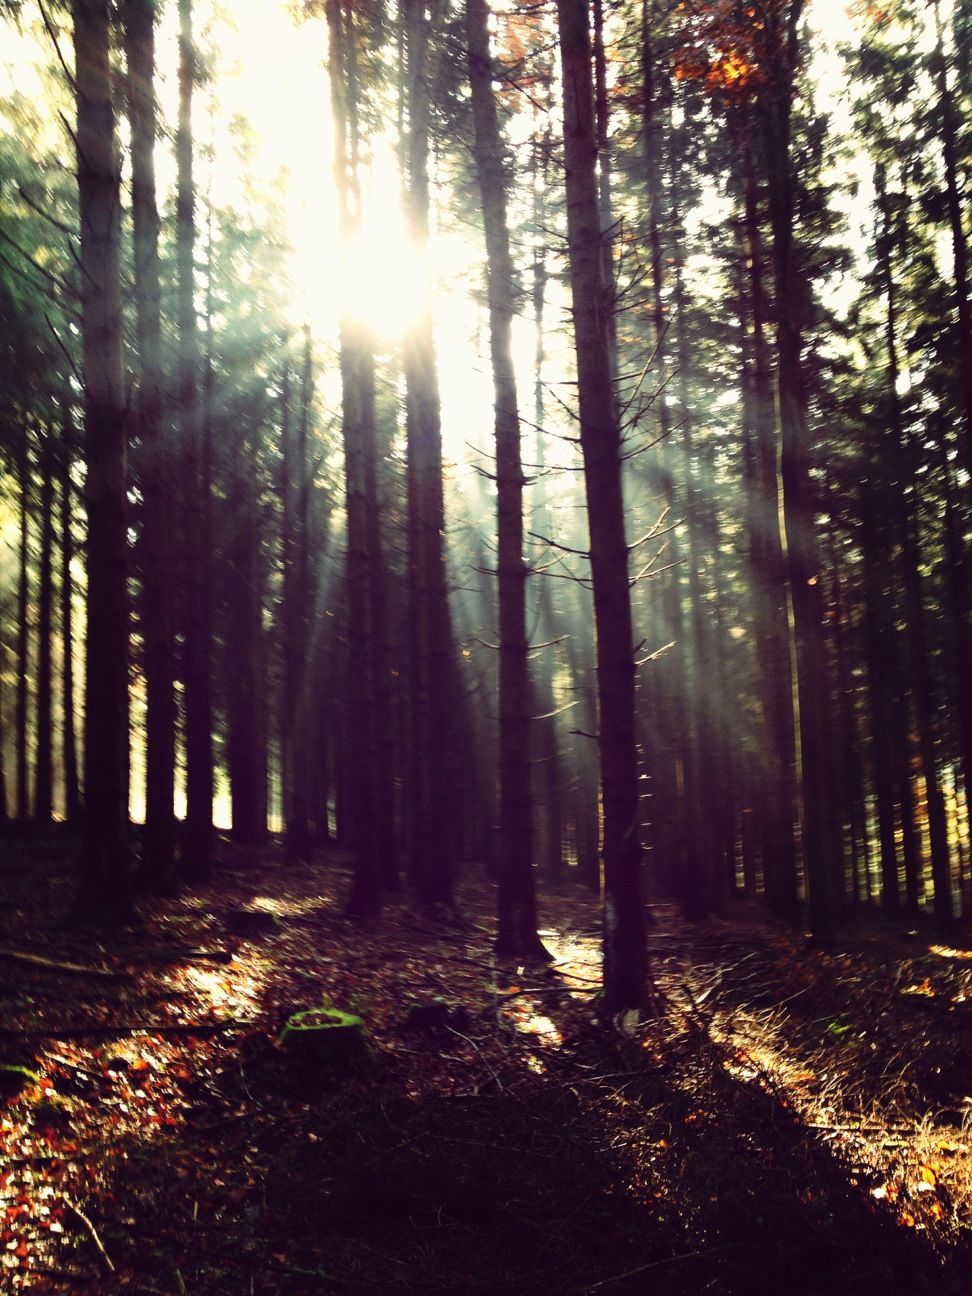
[0,833,971,1294]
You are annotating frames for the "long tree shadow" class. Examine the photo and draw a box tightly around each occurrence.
[84,1014,962,1296]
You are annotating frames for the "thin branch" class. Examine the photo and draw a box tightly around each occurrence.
[38,0,77,95]
[62,1198,115,1274]
[529,700,578,721]
[635,640,676,666]
[527,634,569,650]
[527,530,590,558]
[17,186,77,240]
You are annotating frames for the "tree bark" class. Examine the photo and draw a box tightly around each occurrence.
[404,0,455,911]
[327,0,381,917]
[73,0,132,922]
[759,1,841,938]
[16,436,30,824]
[60,424,80,827]
[178,0,213,878]
[740,132,799,923]
[125,0,176,889]
[876,165,953,927]
[466,0,548,959]
[33,432,54,824]
[557,0,647,1010]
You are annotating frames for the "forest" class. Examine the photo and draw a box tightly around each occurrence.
[0,0,971,1290]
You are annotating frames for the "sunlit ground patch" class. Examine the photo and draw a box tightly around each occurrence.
[929,944,972,962]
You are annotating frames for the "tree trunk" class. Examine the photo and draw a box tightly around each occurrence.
[557,0,647,1010]
[931,0,972,840]
[404,0,455,912]
[16,437,30,824]
[759,3,841,938]
[125,0,176,889]
[284,331,314,863]
[740,133,799,923]
[33,433,54,824]
[327,0,381,917]
[73,0,132,922]
[642,5,700,917]
[60,428,80,826]
[178,0,213,878]
[860,478,900,911]
[876,165,953,927]
[466,0,548,959]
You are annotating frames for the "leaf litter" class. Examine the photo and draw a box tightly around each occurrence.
[0,832,970,1293]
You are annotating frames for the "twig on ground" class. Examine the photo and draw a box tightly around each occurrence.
[63,1195,115,1274]
[0,947,129,980]
[0,1019,252,1041]
[584,1245,731,1291]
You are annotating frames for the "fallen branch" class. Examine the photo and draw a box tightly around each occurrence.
[584,1245,730,1291]
[63,1196,115,1274]
[125,947,234,966]
[0,1019,252,1041]
[0,947,129,980]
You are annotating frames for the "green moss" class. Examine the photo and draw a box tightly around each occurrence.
[0,1063,39,1096]
[279,1007,375,1071]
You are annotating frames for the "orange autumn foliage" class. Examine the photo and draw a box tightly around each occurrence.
[671,0,800,98]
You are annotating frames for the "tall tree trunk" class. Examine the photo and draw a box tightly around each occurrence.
[0,654,6,825]
[327,0,381,916]
[759,2,841,938]
[669,134,726,911]
[740,132,799,923]
[466,0,548,959]
[876,166,953,926]
[860,478,900,911]
[60,430,80,826]
[73,0,131,921]
[404,0,455,911]
[34,433,54,824]
[931,0,972,837]
[125,0,176,889]
[178,0,213,878]
[16,437,30,824]
[284,330,314,863]
[557,0,648,1010]
[363,369,399,890]
[642,5,700,917]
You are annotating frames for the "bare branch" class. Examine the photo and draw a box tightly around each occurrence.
[527,530,590,557]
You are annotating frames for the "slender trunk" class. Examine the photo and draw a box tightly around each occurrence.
[404,0,455,910]
[0,656,6,824]
[467,0,548,959]
[73,0,131,921]
[759,6,841,937]
[125,0,176,889]
[931,1,972,836]
[363,370,399,889]
[34,434,54,824]
[284,331,314,863]
[643,5,699,916]
[16,438,30,824]
[178,0,213,877]
[741,134,798,923]
[876,167,953,926]
[558,0,647,1010]
[824,474,861,905]
[226,453,265,846]
[327,0,380,916]
[60,436,80,826]
[861,479,900,910]
[670,139,725,910]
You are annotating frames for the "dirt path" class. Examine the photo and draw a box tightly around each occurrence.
[0,833,968,1293]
